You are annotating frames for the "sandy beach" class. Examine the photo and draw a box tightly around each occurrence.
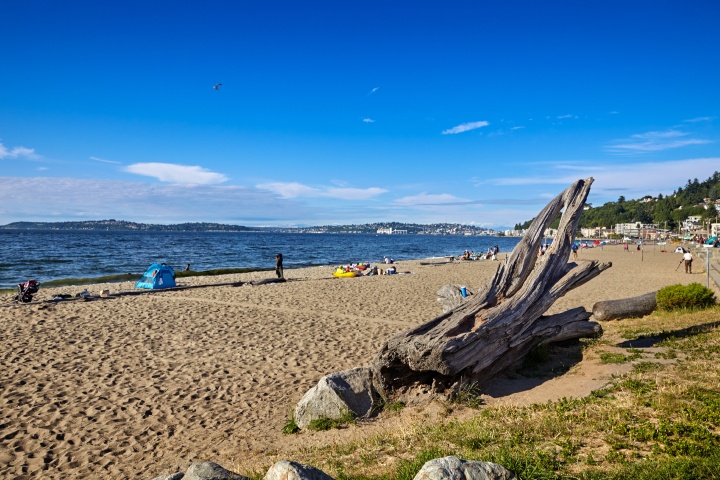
[1,244,717,479]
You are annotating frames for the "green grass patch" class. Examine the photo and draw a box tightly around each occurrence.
[599,350,642,364]
[282,415,300,435]
[384,401,405,413]
[449,382,484,409]
[307,411,357,431]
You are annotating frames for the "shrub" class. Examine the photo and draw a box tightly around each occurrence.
[656,283,716,311]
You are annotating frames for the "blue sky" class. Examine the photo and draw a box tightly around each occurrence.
[1,1,719,228]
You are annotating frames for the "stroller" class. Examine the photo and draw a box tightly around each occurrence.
[15,279,40,303]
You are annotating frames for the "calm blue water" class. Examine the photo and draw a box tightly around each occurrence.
[0,230,521,289]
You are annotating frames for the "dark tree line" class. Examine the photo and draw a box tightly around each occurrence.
[515,172,720,231]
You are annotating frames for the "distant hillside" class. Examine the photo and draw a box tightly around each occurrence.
[0,219,504,235]
[515,172,720,231]
[0,219,257,232]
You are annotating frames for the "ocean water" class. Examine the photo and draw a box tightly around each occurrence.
[0,230,521,289]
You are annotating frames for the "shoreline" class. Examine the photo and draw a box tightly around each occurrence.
[1,245,718,478]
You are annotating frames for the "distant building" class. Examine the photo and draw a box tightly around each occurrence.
[682,216,702,233]
[376,227,407,234]
[580,227,611,238]
[615,223,658,238]
[711,223,720,237]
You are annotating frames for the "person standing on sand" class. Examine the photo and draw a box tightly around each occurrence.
[275,253,284,279]
[683,250,693,274]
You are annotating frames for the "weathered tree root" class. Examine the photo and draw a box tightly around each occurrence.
[372,178,611,394]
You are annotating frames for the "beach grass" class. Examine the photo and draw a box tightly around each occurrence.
[259,306,720,480]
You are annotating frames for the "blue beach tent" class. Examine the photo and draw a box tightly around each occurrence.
[136,263,176,289]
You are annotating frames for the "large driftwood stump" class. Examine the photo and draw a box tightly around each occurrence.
[373,178,611,393]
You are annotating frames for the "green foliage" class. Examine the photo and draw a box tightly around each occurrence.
[656,283,717,311]
[579,451,720,479]
[384,401,405,413]
[449,382,485,409]
[307,411,356,431]
[517,171,720,229]
[632,362,664,373]
[282,415,300,435]
[391,448,448,480]
[599,350,642,364]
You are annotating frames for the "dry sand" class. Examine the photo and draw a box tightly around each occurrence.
[1,244,717,479]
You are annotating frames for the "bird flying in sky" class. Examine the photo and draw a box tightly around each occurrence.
[213,83,222,90]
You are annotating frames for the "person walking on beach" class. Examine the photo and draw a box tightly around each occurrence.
[275,253,284,279]
[683,250,693,274]
[571,243,578,260]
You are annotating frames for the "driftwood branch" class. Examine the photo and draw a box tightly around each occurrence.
[592,292,657,321]
[373,178,611,393]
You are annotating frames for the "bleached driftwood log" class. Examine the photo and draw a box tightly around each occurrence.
[591,292,657,321]
[373,178,611,393]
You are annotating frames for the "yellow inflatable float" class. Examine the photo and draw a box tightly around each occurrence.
[333,268,357,278]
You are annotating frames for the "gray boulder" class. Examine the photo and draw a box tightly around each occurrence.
[264,460,335,480]
[437,284,470,313]
[413,456,515,480]
[184,461,248,480]
[294,367,382,430]
[151,474,184,480]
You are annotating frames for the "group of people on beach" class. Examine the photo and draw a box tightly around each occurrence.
[461,246,500,261]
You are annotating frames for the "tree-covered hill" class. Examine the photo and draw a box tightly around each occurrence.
[515,172,720,231]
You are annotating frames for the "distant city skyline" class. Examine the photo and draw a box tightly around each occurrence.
[1,1,719,228]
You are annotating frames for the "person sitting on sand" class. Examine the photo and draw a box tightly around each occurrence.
[383,256,394,264]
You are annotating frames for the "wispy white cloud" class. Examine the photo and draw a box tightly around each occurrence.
[684,116,715,123]
[90,156,121,164]
[442,121,489,135]
[256,182,387,200]
[124,162,228,185]
[0,142,38,160]
[556,114,577,119]
[394,193,468,206]
[362,118,375,123]
[606,129,710,154]
[0,176,311,224]
[491,157,720,200]
[367,87,379,96]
